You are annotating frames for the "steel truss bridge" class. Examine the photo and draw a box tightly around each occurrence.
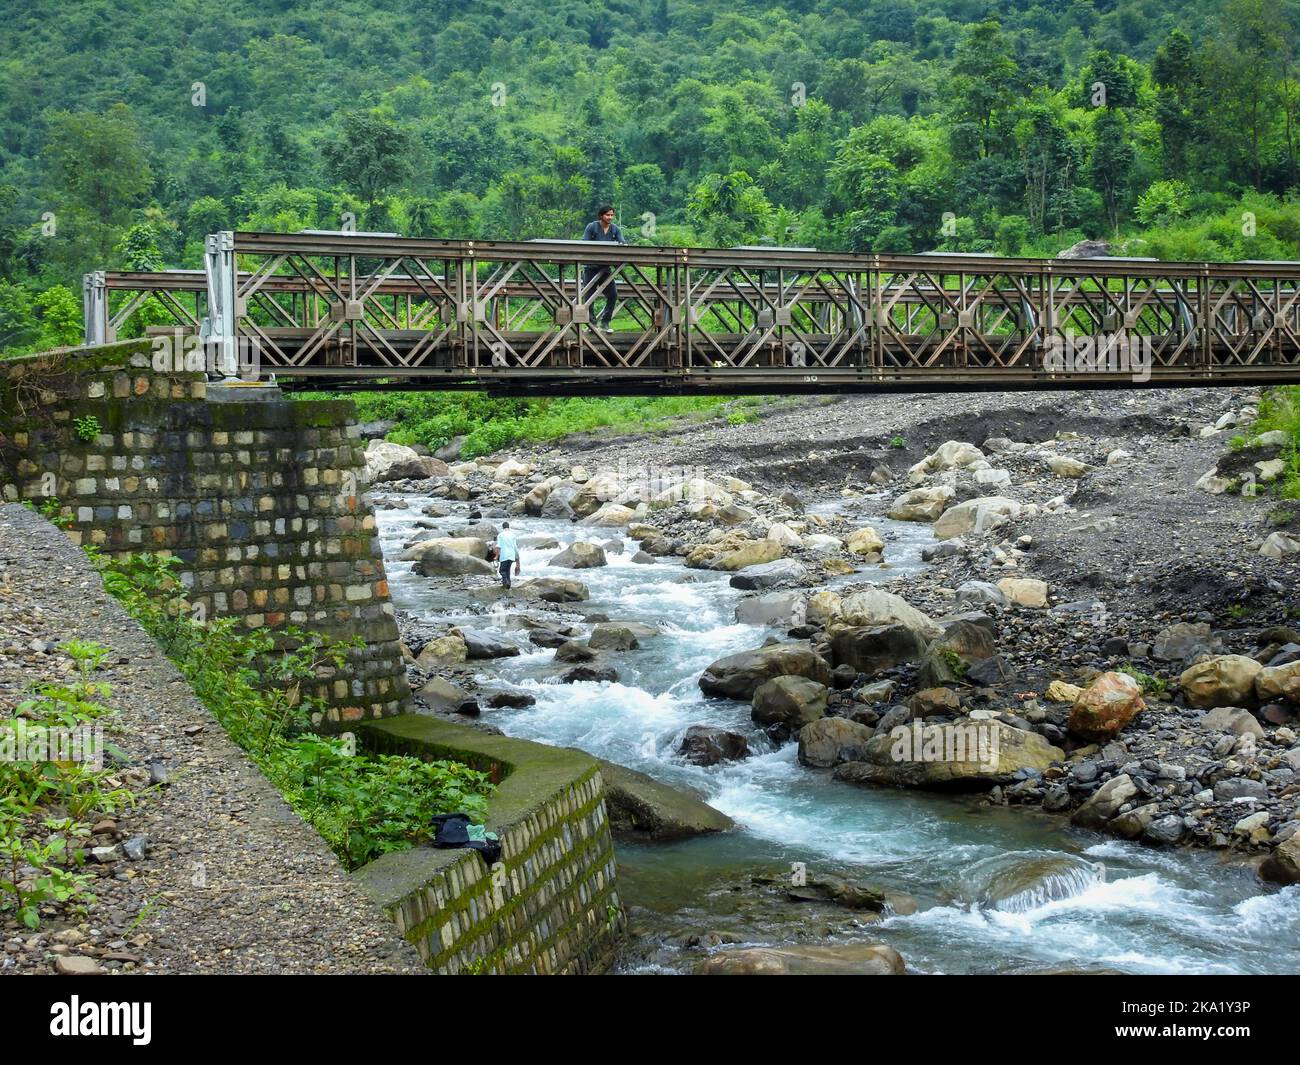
[82,231,1300,395]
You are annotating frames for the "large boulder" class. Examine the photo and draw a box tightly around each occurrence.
[540,482,581,518]
[765,522,804,547]
[699,642,833,700]
[908,441,984,483]
[845,526,885,558]
[933,496,1021,540]
[838,588,942,639]
[523,577,590,603]
[522,477,560,516]
[997,577,1048,608]
[549,542,608,569]
[418,676,479,716]
[582,502,637,527]
[687,539,784,571]
[570,472,623,517]
[677,725,750,766]
[805,590,843,628]
[1201,707,1266,739]
[1180,655,1264,708]
[1260,837,1300,885]
[452,628,521,659]
[365,439,436,483]
[729,559,809,590]
[827,624,929,675]
[915,619,997,687]
[696,943,905,976]
[588,623,642,651]
[401,536,489,561]
[494,457,532,478]
[411,546,496,577]
[1071,774,1138,829]
[598,760,735,841]
[1260,532,1300,560]
[1256,660,1300,704]
[415,634,468,668]
[736,591,807,627]
[1068,671,1145,741]
[833,720,1063,790]
[751,675,829,736]
[797,717,875,768]
[888,485,954,522]
[655,477,732,505]
[448,522,499,541]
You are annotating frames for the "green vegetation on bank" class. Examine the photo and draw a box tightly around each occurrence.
[96,551,492,870]
[351,391,776,458]
[1,640,131,928]
[1252,386,1300,499]
[5,0,1300,355]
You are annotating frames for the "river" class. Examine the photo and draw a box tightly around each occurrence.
[376,494,1300,975]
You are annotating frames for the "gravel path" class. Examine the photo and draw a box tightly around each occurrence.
[0,503,424,974]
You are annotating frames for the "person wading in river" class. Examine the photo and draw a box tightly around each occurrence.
[495,522,520,589]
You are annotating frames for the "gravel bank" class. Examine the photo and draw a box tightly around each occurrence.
[0,503,424,974]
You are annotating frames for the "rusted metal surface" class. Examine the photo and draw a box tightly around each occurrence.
[87,233,1300,394]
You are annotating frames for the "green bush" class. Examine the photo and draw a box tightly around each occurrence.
[344,391,772,459]
[1252,386,1300,500]
[95,552,493,870]
[0,640,130,928]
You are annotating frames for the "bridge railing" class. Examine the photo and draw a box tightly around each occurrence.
[85,232,1300,392]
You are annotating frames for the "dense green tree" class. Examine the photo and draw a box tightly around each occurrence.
[687,172,772,246]
[7,0,1300,360]
[320,110,414,218]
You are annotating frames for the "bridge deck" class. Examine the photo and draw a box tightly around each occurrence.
[85,232,1300,394]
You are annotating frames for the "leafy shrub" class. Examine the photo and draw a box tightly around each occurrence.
[96,552,493,870]
[0,640,129,928]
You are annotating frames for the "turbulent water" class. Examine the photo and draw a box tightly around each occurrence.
[377,495,1300,975]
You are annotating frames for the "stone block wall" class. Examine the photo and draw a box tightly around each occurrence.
[0,340,410,724]
[355,716,625,974]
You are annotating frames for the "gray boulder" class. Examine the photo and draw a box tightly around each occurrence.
[549,542,608,569]
[699,641,833,700]
[412,546,496,577]
[728,559,809,590]
[598,760,735,841]
[678,725,750,766]
[827,624,928,675]
[752,676,829,738]
[736,591,807,627]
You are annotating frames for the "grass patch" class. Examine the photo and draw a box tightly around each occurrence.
[343,392,775,459]
[1,640,133,928]
[1251,386,1300,499]
[1119,664,1168,697]
[95,552,493,870]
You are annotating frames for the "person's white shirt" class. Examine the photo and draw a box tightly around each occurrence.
[497,529,519,562]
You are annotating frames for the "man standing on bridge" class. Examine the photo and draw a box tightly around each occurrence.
[581,205,627,332]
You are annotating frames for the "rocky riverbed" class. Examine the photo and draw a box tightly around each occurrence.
[364,384,1300,974]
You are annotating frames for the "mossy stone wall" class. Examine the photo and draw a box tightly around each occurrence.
[354,715,625,975]
[0,340,410,725]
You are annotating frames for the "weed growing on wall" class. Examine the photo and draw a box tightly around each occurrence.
[95,551,493,870]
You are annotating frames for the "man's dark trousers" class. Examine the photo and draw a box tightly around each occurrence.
[583,266,617,328]
[499,560,514,588]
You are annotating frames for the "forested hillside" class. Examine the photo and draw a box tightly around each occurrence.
[3,0,1300,355]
